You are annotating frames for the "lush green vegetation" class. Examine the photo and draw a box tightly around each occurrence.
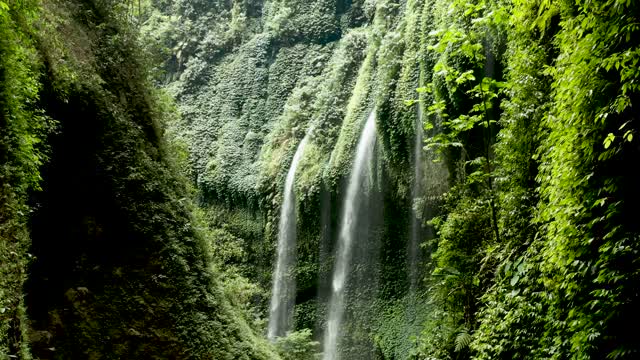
[1,0,50,356]
[147,0,640,358]
[413,0,640,358]
[1,0,639,358]
[1,0,278,358]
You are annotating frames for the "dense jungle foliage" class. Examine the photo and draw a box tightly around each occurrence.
[0,0,278,358]
[1,0,639,358]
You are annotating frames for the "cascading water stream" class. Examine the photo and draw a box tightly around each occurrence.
[409,105,425,292]
[323,111,377,360]
[268,132,311,340]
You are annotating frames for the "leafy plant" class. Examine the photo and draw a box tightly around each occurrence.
[273,329,320,360]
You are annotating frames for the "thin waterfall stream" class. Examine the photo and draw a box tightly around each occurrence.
[268,132,311,340]
[409,105,425,292]
[323,111,378,360]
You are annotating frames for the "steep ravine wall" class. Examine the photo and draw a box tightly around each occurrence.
[153,0,450,357]
[150,0,640,358]
[1,0,279,357]
[3,0,639,358]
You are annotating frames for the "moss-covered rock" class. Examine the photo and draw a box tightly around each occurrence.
[1,0,280,358]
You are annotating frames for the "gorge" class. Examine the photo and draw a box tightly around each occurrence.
[1,0,640,359]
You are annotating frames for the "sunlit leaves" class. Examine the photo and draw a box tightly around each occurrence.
[455,70,475,85]
[0,1,9,16]
[532,0,640,357]
[603,133,615,149]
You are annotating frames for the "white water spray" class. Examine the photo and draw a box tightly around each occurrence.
[323,111,377,360]
[268,132,310,340]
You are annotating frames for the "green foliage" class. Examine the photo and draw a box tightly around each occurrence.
[416,0,640,358]
[262,0,340,44]
[531,0,640,357]
[144,0,640,359]
[413,302,457,360]
[454,327,472,353]
[0,0,282,358]
[273,329,320,360]
[471,0,552,356]
[0,0,53,356]
[372,294,431,360]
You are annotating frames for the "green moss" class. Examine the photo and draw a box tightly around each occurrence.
[324,31,376,186]
[263,0,340,44]
[1,0,281,357]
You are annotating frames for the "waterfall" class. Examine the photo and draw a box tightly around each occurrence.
[409,105,425,291]
[268,132,310,340]
[323,111,377,360]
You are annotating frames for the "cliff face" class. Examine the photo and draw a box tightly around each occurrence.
[147,0,445,357]
[3,0,638,358]
[1,0,277,358]
[149,0,640,359]
[149,0,424,201]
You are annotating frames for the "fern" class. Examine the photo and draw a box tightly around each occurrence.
[454,328,472,352]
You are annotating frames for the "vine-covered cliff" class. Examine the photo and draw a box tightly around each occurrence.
[144,0,442,357]
[146,0,640,358]
[1,0,277,358]
[2,0,639,358]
